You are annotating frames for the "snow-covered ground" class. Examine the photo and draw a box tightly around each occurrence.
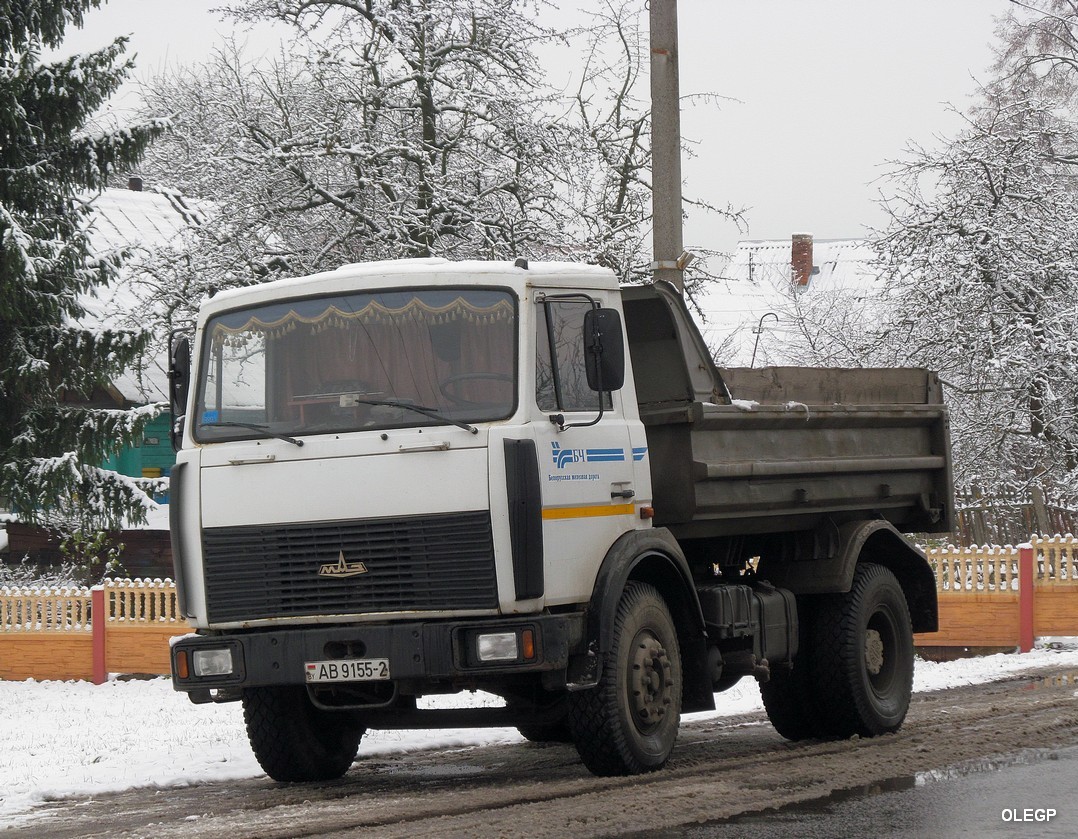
[2,642,1078,827]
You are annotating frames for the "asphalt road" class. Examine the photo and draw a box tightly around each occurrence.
[10,664,1078,839]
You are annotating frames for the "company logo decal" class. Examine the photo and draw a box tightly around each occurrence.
[551,442,647,469]
[318,551,369,578]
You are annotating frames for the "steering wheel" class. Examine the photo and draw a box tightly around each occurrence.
[317,379,374,396]
[438,372,514,407]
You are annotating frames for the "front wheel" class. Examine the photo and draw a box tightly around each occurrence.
[567,581,683,775]
[811,562,915,737]
[517,719,574,744]
[242,686,364,782]
[511,693,574,743]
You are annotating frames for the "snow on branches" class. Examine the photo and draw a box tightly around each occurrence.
[138,0,569,281]
[0,1,166,529]
[870,2,1078,498]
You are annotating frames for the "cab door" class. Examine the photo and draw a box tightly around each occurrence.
[528,292,645,605]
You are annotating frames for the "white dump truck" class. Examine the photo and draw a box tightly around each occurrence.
[167,258,951,779]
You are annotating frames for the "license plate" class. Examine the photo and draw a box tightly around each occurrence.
[305,658,390,683]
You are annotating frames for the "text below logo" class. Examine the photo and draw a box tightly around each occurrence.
[319,551,369,578]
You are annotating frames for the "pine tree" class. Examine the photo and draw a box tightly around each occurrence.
[0,1,166,530]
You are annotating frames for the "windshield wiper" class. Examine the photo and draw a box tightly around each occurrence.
[349,398,479,435]
[201,421,305,447]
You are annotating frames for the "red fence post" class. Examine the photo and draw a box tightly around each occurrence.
[1018,544,1035,653]
[91,585,106,684]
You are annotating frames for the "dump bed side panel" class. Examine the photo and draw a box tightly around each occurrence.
[647,396,953,537]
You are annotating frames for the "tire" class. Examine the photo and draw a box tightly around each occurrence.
[517,720,574,744]
[242,686,364,782]
[811,562,914,738]
[512,694,572,744]
[760,600,823,741]
[567,581,682,776]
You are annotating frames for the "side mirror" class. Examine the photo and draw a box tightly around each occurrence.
[168,334,191,451]
[584,308,625,392]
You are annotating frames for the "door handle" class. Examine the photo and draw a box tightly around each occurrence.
[398,441,451,453]
[228,454,277,465]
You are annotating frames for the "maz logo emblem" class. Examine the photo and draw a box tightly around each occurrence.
[319,551,369,578]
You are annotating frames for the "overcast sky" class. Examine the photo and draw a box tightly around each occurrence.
[60,0,1013,257]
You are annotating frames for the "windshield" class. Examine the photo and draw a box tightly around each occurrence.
[193,287,517,441]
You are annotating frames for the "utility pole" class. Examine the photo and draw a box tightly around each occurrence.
[650,0,688,292]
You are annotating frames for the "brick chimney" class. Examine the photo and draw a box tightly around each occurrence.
[791,233,813,286]
[128,175,144,192]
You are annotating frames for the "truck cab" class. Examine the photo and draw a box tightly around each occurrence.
[171,256,652,617]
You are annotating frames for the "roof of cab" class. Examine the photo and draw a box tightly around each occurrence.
[200,258,618,318]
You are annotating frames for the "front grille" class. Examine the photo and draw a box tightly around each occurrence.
[202,511,497,623]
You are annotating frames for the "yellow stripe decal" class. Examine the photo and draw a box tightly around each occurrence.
[541,503,636,521]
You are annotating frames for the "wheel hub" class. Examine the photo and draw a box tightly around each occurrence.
[629,631,673,730]
[864,628,885,676]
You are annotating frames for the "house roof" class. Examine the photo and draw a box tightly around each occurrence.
[77,186,207,404]
[86,187,205,253]
[691,236,879,366]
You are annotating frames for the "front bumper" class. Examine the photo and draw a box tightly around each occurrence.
[171,613,584,699]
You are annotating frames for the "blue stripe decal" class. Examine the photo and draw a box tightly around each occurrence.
[551,442,631,469]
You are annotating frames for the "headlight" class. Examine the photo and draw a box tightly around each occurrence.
[476,632,518,662]
[192,648,234,677]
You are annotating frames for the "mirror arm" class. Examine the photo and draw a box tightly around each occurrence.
[554,402,605,432]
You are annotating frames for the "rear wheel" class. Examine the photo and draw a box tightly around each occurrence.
[760,599,823,740]
[811,562,914,737]
[242,686,364,782]
[567,581,682,775]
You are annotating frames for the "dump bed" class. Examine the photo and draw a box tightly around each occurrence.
[621,284,954,539]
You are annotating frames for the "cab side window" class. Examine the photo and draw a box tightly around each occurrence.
[535,300,611,412]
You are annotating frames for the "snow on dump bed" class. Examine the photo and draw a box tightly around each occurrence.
[2,641,1078,825]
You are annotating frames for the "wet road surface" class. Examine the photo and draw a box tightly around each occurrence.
[633,745,1078,838]
[7,664,1078,838]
